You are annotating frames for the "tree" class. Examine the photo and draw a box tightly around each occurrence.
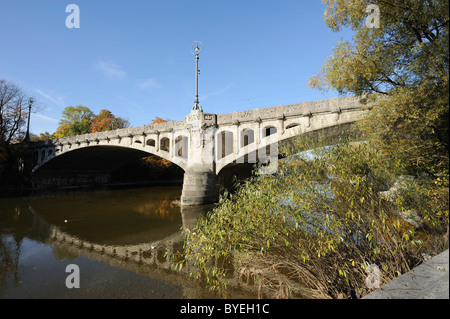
[29,132,54,141]
[0,80,30,144]
[90,109,129,133]
[309,0,449,176]
[54,105,94,138]
[151,116,169,125]
[0,80,34,190]
[54,107,130,137]
[54,123,72,139]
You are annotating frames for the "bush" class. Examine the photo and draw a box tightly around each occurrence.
[169,129,449,299]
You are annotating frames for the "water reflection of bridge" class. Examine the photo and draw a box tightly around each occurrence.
[26,204,220,298]
[1,193,252,298]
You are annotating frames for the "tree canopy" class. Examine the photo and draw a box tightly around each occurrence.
[150,117,169,125]
[309,0,448,176]
[90,109,130,133]
[0,79,34,190]
[54,105,94,137]
[54,106,129,138]
[0,80,31,144]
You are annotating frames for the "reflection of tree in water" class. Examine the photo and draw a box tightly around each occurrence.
[51,246,79,261]
[0,234,21,287]
[0,205,26,288]
[135,199,179,221]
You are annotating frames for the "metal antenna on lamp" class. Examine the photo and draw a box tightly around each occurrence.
[191,41,203,112]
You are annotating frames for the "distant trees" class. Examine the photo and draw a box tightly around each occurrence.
[38,132,53,140]
[0,80,31,145]
[54,106,93,138]
[54,106,130,138]
[151,117,169,125]
[0,80,33,191]
[90,109,130,133]
[52,109,172,139]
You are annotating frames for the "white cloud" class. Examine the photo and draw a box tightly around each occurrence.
[202,83,234,100]
[32,113,59,123]
[34,88,65,108]
[96,58,126,79]
[139,78,162,90]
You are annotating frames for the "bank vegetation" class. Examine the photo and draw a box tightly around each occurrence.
[168,0,449,299]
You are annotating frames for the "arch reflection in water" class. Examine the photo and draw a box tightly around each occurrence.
[0,186,232,298]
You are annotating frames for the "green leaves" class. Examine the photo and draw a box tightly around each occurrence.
[175,129,448,298]
[55,105,94,137]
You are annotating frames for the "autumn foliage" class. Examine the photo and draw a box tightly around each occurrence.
[53,106,130,138]
[90,109,130,133]
[151,117,168,125]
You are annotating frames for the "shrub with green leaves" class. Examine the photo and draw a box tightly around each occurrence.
[169,130,448,299]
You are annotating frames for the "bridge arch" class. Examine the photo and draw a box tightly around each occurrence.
[216,122,361,176]
[32,145,187,189]
[286,123,300,130]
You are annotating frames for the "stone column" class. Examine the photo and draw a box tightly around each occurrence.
[181,164,219,206]
[181,110,220,206]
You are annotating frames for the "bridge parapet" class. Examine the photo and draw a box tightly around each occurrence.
[216,96,363,125]
[46,119,186,146]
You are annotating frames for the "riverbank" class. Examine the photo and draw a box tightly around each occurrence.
[363,249,449,299]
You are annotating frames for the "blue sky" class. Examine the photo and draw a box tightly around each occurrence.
[0,0,354,135]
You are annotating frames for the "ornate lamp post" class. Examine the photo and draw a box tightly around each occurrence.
[24,97,33,142]
[191,41,203,112]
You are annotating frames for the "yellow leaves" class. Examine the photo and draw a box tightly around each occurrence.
[402,232,410,241]
[301,255,309,264]
[54,123,71,138]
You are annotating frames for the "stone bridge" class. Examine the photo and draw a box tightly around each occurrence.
[29,96,367,205]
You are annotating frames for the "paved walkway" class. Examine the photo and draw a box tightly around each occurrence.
[363,249,449,299]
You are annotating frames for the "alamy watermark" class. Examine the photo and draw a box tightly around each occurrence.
[65,264,80,288]
[66,4,380,30]
[365,4,380,29]
[66,4,80,29]
[365,264,380,289]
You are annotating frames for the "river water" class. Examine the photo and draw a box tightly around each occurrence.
[0,185,254,299]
